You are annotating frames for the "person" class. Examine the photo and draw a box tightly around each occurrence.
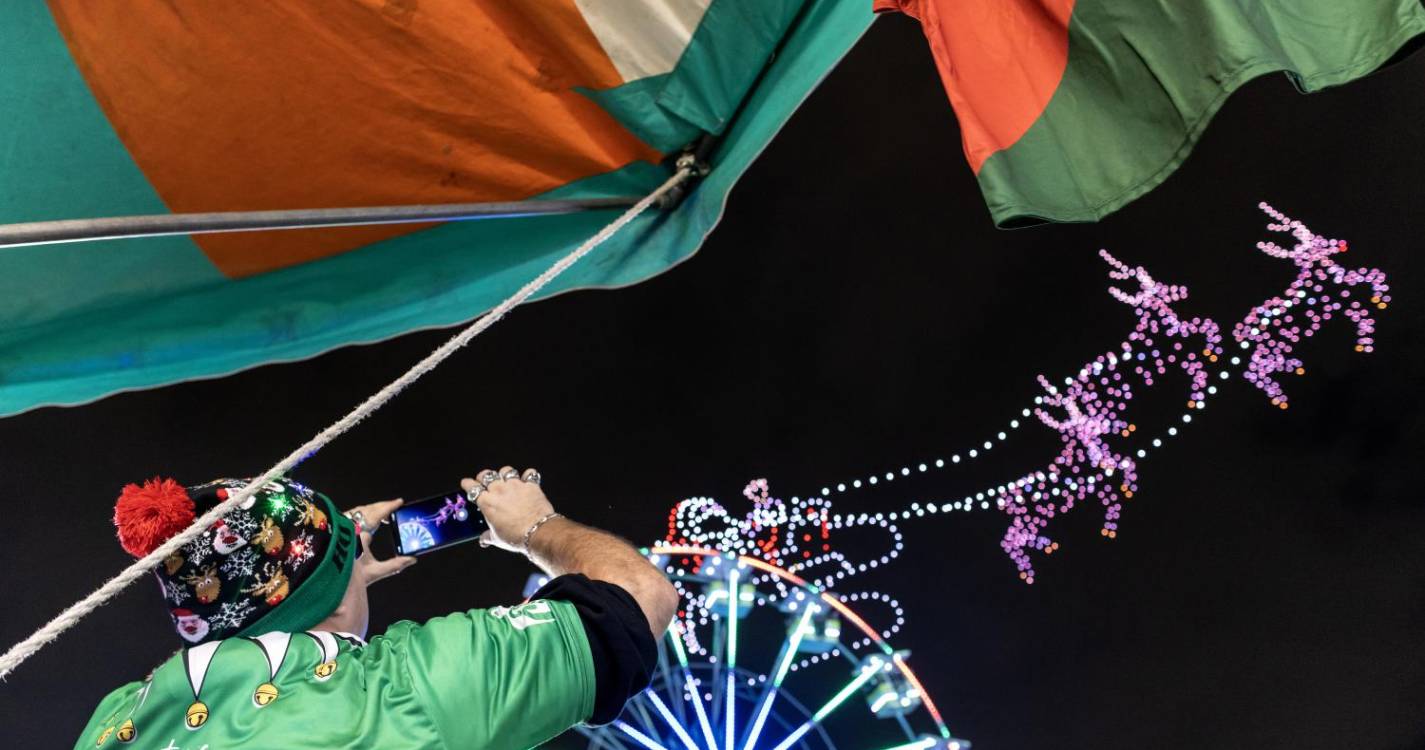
[76,466,679,749]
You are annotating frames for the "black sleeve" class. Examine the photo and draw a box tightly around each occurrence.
[531,573,659,725]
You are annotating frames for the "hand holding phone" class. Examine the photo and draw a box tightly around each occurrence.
[384,490,488,556]
[459,467,554,553]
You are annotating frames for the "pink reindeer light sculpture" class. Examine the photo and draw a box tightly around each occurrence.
[666,204,1395,588]
[1000,251,1226,582]
[1234,203,1390,408]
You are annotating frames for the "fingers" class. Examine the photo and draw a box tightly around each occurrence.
[468,465,555,552]
[343,498,404,536]
[363,497,404,525]
[364,554,418,584]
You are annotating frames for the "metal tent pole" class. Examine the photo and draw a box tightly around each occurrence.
[0,196,642,248]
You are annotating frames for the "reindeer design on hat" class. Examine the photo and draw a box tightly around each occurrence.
[1233,203,1390,408]
[243,562,290,606]
[181,565,222,605]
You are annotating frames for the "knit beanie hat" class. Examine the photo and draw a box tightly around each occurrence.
[114,477,358,644]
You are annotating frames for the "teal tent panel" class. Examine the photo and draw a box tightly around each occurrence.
[0,1,876,417]
[0,2,221,328]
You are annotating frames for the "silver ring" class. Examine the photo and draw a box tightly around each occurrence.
[466,484,484,502]
[521,469,542,486]
[477,470,500,488]
[345,510,366,532]
[501,469,521,481]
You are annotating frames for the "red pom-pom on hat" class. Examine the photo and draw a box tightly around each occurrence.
[114,478,196,558]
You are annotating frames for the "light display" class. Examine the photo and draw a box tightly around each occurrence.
[578,205,1387,750]
[672,204,1390,584]
[572,548,963,750]
[1233,203,1390,407]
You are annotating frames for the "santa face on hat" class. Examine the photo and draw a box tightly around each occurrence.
[172,608,210,643]
[211,518,248,554]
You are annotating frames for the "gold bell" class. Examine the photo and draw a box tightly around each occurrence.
[116,719,137,743]
[253,682,279,707]
[95,726,114,746]
[185,700,209,729]
[314,660,337,680]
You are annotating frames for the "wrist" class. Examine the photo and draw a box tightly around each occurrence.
[520,511,566,555]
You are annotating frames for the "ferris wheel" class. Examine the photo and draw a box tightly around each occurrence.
[548,545,968,750]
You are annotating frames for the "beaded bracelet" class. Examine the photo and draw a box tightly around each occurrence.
[521,512,564,554]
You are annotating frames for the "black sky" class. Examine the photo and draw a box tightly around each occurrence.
[2,15,1423,750]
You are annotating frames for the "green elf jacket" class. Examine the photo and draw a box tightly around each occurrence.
[77,598,595,750]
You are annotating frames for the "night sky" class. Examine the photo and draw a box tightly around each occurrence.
[3,16,1423,750]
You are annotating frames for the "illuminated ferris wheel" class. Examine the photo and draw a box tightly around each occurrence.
[551,545,968,750]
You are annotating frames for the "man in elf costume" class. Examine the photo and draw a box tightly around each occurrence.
[76,466,678,749]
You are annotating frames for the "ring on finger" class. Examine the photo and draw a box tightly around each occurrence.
[501,468,521,481]
[477,470,500,488]
[521,469,542,486]
[467,484,484,502]
[345,510,367,534]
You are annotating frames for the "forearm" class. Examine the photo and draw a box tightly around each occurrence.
[526,516,678,637]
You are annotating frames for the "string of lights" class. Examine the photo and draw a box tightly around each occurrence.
[663,204,1391,588]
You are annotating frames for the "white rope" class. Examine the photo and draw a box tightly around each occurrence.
[0,168,693,680]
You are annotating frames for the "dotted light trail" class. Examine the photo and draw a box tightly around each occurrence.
[663,204,1391,588]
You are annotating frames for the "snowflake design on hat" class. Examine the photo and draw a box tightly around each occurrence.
[286,479,316,499]
[224,510,260,539]
[210,598,258,631]
[287,531,316,568]
[220,547,260,580]
[183,531,215,567]
[160,577,190,606]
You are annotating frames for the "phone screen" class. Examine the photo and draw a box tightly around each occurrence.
[387,490,487,556]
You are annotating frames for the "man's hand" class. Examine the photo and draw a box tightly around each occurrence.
[315,498,417,638]
[346,498,419,584]
[462,466,678,638]
[461,466,553,553]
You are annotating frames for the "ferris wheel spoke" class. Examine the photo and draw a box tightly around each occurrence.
[656,633,687,727]
[574,723,634,750]
[741,602,820,750]
[644,688,704,750]
[628,696,663,739]
[865,738,940,750]
[615,720,675,750]
[723,566,741,750]
[767,656,887,750]
[667,628,720,750]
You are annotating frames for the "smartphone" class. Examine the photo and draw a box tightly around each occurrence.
[385,490,487,556]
